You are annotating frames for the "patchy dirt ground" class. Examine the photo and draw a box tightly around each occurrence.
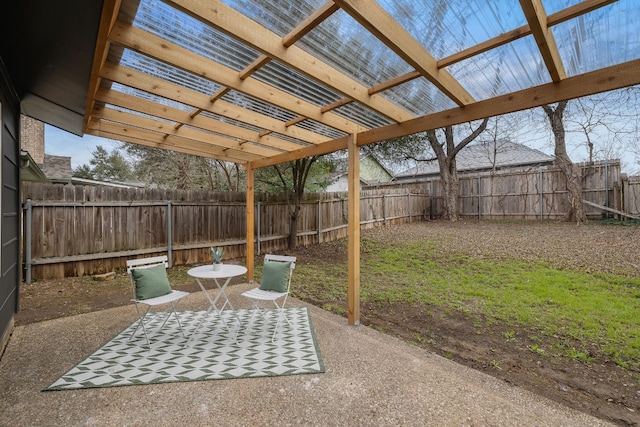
[15,220,640,426]
[291,220,640,427]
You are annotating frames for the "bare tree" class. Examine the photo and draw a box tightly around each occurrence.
[420,120,489,221]
[541,101,587,223]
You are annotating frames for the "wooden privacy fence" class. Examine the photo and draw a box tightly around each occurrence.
[21,183,429,282]
[385,160,637,220]
[623,175,640,216]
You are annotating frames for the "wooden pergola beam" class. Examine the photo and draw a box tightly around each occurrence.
[166,0,413,124]
[100,62,330,146]
[335,0,475,107]
[86,122,253,163]
[109,20,362,134]
[283,1,340,47]
[519,0,566,82]
[94,89,307,152]
[250,58,640,168]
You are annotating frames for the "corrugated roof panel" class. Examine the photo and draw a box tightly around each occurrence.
[299,9,414,87]
[385,77,458,116]
[253,60,342,107]
[134,0,258,72]
[220,91,299,122]
[446,36,549,99]
[221,0,326,37]
[333,102,394,129]
[296,119,347,140]
[551,0,640,76]
[380,0,527,59]
[120,50,220,96]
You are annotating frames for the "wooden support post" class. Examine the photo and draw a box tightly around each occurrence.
[347,133,360,325]
[246,164,255,281]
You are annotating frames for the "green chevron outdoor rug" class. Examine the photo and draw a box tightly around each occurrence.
[45,306,324,391]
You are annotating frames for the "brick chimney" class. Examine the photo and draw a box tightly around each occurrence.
[20,115,45,164]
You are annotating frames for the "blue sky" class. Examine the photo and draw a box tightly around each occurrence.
[45,125,121,170]
[45,122,638,175]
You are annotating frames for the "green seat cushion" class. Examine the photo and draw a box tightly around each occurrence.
[132,264,173,300]
[259,260,292,293]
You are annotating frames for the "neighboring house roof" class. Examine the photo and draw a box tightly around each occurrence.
[41,154,73,180]
[395,141,554,179]
[22,153,143,188]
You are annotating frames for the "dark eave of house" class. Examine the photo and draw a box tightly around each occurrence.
[2,0,104,136]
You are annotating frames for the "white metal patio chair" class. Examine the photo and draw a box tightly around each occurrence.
[241,254,296,342]
[126,255,189,349]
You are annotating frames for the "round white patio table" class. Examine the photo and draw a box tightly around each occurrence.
[187,264,247,342]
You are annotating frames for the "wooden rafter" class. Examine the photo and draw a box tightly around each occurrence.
[519,0,566,82]
[86,120,259,163]
[334,0,474,107]
[283,1,340,48]
[86,0,629,168]
[94,88,308,152]
[252,58,640,168]
[166,0,413,124]
[107,21,361,134]
[98,62,330,146]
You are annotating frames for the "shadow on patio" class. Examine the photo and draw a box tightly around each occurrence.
[0,282,613,426]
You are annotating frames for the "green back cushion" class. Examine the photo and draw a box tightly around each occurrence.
[259,260,292,293]
[132,264,172,300]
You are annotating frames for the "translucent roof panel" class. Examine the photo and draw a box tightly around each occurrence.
[446,36,549,100]
[120,50,220,95]
[134,0,258,72]
[252,61,342,107]
[296,120,347,140]
[541,0,587,15]
[551,0,640,76]
[110,82,195,113]
[385,78,458,116]
[333,103,394,130]
[221,0,326,37]
[220,91,299,123]
[299,9,414,87]
[379,0,527,59]
[199,110,265,134]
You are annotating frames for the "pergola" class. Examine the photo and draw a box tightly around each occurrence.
[12,0,640,325]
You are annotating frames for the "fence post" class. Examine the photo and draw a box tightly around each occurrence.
[430,180,434,219]
[539,168,544,220]
[605,162,610,217]
[317,200,322,244]
[24,199,33,284]
[166,201,173,267]
[382,195,386,225]
[408,193,412,223]
[478,176,482,219]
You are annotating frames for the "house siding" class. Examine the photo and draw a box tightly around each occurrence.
[0,58,21,351]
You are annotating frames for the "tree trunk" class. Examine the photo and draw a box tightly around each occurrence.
[289,207,299,250]
[542,102,587,223]
[440,158,459,221]
[427,120,487,221]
